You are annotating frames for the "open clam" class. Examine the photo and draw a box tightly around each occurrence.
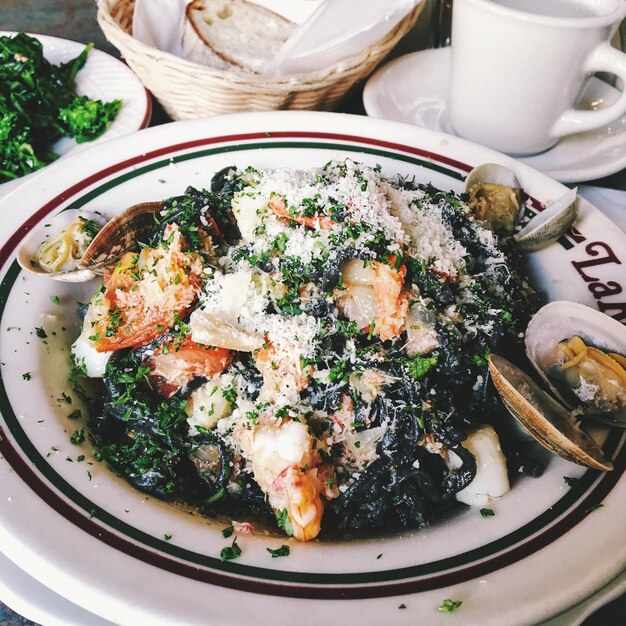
[465,163,578,249]
[465,163,524,234]
[78,201,163,272]
[17,201,163,282]
[16,209,107,282]
[525,301,626,427]
[514,187,578,252]
[488,354,613,471]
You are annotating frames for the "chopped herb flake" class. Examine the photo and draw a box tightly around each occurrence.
[266,544,290,558]
[220,537,242,561]
[438,599,462,613]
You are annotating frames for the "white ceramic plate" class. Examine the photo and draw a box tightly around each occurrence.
[363,47,626,183]
[0,31,152,198]
[0,112,624,626]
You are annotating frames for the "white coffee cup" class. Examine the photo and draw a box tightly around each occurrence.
[449,0,626,155]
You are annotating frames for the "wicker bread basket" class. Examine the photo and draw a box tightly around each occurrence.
[97,0,425,120]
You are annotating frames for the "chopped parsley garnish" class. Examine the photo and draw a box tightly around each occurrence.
[22,372,31,380]
[404,354,438,380]
[275,508,293,537]
[50,295,60,305]
[266,544,290,558]
[70,428,85,445]
[35,326,47,338]
[480,508,495,518]
[438,599,462,613]
[220,537,242,561]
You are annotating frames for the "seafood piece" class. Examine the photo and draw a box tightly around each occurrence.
[89,224,203,352]
[558,336,626,420]
[403,302,439,357]
[335,258,409,341]
[525,301,626,427]
[268,195,334,230]
[190,313,264,352]
[148,337,232,398]
[465,163,524,234]
[78,201,163,272]
[71,303,114,377]
[255,343,313,405]
[448,425,510,507]
[238,419,334,541]
[514,187,578,252]
[17,210,106,282]
[185,375,234,433]
[187,431,231,500]
[488,354,613,471]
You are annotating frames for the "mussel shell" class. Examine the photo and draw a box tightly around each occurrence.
[16,209,107,282]
[525,301,626,426]
[78,201,163,272]
[514,188,578,252]
[488,355,613,471]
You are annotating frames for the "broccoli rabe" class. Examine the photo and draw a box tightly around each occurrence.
[58,96,122,144]
[0,33,123,183]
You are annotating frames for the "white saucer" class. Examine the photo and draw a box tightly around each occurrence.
[0,552,114,626]
[363,47,626,183]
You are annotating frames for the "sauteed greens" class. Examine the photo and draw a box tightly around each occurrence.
[0,32,121,183]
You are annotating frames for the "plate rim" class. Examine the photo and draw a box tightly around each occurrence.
[0,110,624,626]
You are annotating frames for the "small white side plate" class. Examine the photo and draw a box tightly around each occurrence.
[0,31,151,198]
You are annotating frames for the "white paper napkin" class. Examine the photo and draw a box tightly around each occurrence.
[130,0,322,58]
[264,0,422,76]
[132,0,189,56]
[131,0,421,75]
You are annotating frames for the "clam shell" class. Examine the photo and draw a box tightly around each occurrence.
[465,163,521,191]
[514,188,578,252]
[16,209,107,282]
[488,355,613,471]
[78,201,163,272]
[464,163,525,233]
[525,301,626,427]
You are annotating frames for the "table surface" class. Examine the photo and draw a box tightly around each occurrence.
[0,2,625,625]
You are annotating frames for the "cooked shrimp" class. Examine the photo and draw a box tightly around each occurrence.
[268,195,335,230]
[149,336,232,398]
[335,258,409,341]
[255,343,313,404]
[238,419,336,541]
[90,225,203,351]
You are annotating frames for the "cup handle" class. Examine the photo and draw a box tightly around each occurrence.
[550,41,626,138]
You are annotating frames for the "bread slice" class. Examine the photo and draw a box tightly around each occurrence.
[181,0,295,73]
